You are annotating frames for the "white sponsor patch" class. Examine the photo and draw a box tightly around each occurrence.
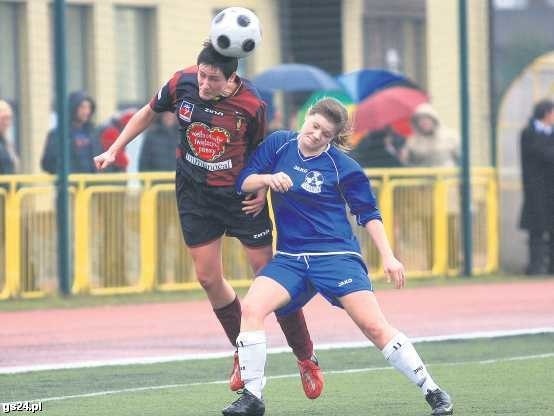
[185,153,232,171]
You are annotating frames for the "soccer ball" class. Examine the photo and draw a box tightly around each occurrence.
[210,7,262,58]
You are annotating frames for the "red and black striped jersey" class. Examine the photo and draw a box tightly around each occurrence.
[149,66,267,187]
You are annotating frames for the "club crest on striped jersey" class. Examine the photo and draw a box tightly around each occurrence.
[301,170,324,193]
[186,122,230,161]
[178,100,194,122]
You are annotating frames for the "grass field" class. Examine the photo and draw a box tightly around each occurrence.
[2,333,553,415]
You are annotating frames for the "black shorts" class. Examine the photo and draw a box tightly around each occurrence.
[175,171,273,247]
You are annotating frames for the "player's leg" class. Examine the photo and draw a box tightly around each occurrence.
[222,276,291,416]
[175,174,241,350]
[340,291,453,415]
[243,244,315,361]
[234,208,323,399]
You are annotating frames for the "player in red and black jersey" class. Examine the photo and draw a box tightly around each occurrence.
[94,42,324,399]
[150,64,265,188]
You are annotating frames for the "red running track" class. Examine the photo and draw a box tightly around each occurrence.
[0,280,553,369]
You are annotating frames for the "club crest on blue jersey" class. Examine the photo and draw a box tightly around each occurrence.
[178,100,194,122]
[301,170,324,194]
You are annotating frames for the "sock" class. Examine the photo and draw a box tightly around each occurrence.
[236,331,267,399]
[276,309,313,361]
[213,296,241,347]
[382,332,439,394]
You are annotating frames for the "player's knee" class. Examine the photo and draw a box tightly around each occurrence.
[360,321,388,343]
[195,273,223,291]
[240,298,267,323]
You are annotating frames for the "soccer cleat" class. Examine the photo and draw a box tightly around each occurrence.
[229,351,245,391]
[425,388,453,415]
[297,354,324,399]
[222,389,265,416]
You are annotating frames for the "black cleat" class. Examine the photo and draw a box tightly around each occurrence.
[425,388,453,415]
[222,389,265,416]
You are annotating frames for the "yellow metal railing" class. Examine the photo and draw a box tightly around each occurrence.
[0,168,498,299]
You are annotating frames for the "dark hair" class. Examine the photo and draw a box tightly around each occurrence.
[533,99,554,120]
[197,41,238,79]
[308,97,351,149]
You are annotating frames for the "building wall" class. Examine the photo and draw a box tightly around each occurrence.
[427,0,491,166]
[1,0,279,173]
[1,0,492,172]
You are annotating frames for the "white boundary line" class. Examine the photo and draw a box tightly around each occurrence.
[0,327,553,375]
[15,351,554,404]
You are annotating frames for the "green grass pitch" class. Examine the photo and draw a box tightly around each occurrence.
[1,334,553,415]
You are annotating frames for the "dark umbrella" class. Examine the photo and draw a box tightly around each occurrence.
[353,86,428,134]
[337,69,418,102]
[253,63,341,92]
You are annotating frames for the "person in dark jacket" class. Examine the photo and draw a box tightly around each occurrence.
[519,99,554,275]
[41,91,101,174]
[349,127,404,168]
[0,100,19,174]
[138,111,179,172]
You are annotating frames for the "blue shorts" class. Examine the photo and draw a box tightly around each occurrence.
[258,253,373,317]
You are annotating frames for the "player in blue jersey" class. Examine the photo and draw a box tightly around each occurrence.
[222,98,453,416]
[93,41,323,399]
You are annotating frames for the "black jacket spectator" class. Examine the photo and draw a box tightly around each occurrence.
[349,128,404,168]
[519,99,554,275]
[138,112,179,172]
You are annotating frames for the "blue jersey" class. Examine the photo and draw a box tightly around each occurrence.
[237,130,382,255]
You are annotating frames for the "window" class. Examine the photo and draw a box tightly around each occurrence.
[494,0,528,9]
[66,6,91,92]
[0,2,21,151]
[115,7,155,109]
[363,0,427,88]
[50,5,91,94]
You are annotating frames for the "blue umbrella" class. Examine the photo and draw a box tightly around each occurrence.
[257,88,275,123]
[253,63,341,92]
[337,69,416,102]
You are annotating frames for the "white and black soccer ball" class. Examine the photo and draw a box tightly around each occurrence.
[210,7,262,58]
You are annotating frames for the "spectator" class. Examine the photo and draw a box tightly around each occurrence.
[0,100,19,174]
[519,99,554,275]
[349,127,404,168]
[138,111,179,172]
[401,103,459,167]
[97,108,137,172]
[41,91,100,174]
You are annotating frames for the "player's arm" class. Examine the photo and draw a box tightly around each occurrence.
[340,163,405,288]
[364,219,405,289]
[94,104,156,170]
[237,131,292,193]
[242,172,293,193]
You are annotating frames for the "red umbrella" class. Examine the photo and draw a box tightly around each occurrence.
[353,86,428,135]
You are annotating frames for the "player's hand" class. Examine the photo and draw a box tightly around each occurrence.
[242,187,267,217]
[266,172,293,193]
[93,149,117,170]
[383,256,405,289]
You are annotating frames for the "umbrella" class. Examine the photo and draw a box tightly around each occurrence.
[295,90,355,129]
[353,86,428,135]
[253,63,341,92]
[338,69,417,102]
